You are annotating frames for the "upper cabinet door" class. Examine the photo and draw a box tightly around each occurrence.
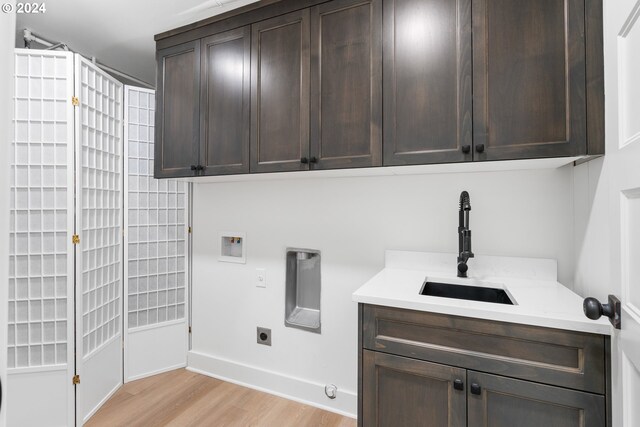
[251,10,311,173]
[200,27,251,175]
[473,0,587,161]
[155,41,201,178]
[309,0,382,170]
[383,0,472,166]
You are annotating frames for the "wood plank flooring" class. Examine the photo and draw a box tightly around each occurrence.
[86,369,356,427]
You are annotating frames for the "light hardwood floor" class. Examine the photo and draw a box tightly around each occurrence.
[86,369,357,427]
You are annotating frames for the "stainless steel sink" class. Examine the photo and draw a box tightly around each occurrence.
[419,280,515,305]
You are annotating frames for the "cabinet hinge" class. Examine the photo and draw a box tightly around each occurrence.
[72,374,80,385]
[71,96,79,106]
[72,234,80,245]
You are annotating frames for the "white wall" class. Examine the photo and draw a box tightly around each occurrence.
[573,158,610,300]
[1,4,16,426]
[190,166,575,416]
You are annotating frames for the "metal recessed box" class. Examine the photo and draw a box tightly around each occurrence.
[285,248,321,334]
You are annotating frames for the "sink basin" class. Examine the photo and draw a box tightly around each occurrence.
[419,280,515,305]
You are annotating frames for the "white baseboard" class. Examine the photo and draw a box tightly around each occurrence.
[84,381,121,425]
[126,362,187,383]
[187,350,357,419]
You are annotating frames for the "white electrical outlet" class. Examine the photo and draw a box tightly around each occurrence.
[256,268,266,288]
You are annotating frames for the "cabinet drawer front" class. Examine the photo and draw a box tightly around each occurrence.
[467,371,605,427]
[363,305,605,393]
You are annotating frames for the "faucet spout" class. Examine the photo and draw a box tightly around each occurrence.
[457,191,474,277]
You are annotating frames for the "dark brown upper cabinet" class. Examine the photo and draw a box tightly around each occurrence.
[250,10,311,173]
[309,0,382,170]
[155,40,201,178]
[200,27,251,175]
[154,0,604,178]
[383,0,472,166]
[472,0,587,161]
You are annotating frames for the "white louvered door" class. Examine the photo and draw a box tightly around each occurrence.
[123,86,189,382]
[7,49,75,427]
[74,54,124,425]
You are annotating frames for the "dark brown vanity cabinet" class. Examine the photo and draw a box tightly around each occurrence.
[359,304,609,427]
[472,0,589,161]
[383,0,472,166]
[200,26,251,175]
[155,41,201,178]
[363,351,466,426]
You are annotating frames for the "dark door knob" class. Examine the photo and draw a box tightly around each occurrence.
[475,144,485,153]
[301,157,309,164]
[470,383,482,395]
[453,379,464,391]
[462,145,471,154]
[190,165,198,171]
[310,156,318,164]
[583,295,621,329]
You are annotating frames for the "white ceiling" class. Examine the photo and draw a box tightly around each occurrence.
[15,0,259,85]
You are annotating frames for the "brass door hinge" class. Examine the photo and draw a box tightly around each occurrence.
[188,226,192,234]
[71,96,79,106]
[72,234,80,245]
[72,375,80,385]
[188,326,192,334]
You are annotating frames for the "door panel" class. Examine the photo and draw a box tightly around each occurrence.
[155,41,200,178]
[383,0,472,165]
[467,371,605,427]
[251,10,310,173]
[363,350,466,427]
[608,1,640,425]
[473,0,586,160]
[200,27,250,175]
[74,55,123,424]
[124,86,189,382]
[310,0,382,169]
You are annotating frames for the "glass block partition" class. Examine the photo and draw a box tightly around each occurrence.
[78,59,123,356]
[125,87,187,329]
[8,51,74,369]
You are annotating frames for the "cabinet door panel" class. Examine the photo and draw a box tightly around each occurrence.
[251,10,310,173]
[468,371,605,427]
[383,0,472,165]
[473,0,587,160]
[155,41,200,178]
[363,350,466,427]
[200,27,250,175]
[310,0,382,169]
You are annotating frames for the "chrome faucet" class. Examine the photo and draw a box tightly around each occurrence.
[457,191,474,277]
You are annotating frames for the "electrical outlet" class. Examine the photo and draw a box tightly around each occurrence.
[256,268,266,288]
[257,327,271,346]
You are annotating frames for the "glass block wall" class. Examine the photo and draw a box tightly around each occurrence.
[8,51,73,368]
[125,87,187,329]
[78,60,123,356]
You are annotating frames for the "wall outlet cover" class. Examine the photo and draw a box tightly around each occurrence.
[257,327,271,346]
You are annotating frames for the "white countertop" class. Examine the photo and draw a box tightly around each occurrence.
[352,251,611,335]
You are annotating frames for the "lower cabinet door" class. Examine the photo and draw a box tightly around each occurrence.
[467,371,605,427]
[363,350,466,427]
